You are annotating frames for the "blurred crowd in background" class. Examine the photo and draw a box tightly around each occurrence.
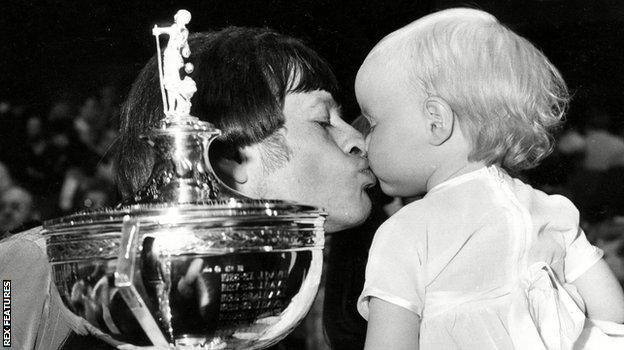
[0,85,121,237]
[1,85,624,286]
[525,101,624,285]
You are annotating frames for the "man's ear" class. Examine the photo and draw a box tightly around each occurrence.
[209,141,249,188]
[423,96,454,146]
[216,157,249,185]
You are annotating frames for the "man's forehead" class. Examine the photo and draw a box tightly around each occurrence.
[285,90,339,113]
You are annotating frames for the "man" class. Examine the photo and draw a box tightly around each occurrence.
[116,28,374,231]
[0,27,375,349]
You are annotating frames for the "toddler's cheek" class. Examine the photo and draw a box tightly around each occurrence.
[367,156,384,179]
[377,179,400,197]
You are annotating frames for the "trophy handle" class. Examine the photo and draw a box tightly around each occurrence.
[115,215,170,347]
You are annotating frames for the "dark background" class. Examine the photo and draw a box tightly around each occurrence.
[2,0,624,125]
[1,2,624,348]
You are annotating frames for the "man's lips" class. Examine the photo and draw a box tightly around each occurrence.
[359,167,377,188]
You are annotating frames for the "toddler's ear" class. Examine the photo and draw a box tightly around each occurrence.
[423,97,454,146]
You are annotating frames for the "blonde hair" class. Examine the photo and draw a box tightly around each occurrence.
[377,8,569,171]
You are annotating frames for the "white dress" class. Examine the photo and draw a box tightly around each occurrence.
[357,165,624,349]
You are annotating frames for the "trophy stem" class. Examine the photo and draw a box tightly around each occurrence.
[129,122,222,205]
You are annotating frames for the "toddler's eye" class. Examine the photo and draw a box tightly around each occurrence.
[363,120,376,137]
[363,114,376,127]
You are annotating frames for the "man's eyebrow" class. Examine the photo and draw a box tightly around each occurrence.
[302,97,323,111]
[306,95,340,112]
[328,99,341,113]
[322,98,343,118]
[335,104,343,116]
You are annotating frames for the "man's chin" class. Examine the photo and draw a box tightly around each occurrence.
[324,196,372,234]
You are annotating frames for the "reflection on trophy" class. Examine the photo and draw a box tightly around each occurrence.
[43,10,326,349]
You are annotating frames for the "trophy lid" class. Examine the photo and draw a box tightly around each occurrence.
[43,8,327,233]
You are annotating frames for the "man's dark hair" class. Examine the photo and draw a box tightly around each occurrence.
[114,27,340,199]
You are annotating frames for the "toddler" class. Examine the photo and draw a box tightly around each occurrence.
[356,8,624,350]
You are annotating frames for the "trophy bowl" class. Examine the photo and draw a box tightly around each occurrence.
[42,201,325,349]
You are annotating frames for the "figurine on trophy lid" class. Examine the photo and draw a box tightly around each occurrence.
[130,9,222,205]
[152,9,196,120]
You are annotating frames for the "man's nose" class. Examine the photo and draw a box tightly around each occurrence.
[340,125,367,158]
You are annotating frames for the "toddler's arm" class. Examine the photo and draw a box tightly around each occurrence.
[364,297,420,350]
[572,258,624,323]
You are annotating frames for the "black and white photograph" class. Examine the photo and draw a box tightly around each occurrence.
[1,1,624,349]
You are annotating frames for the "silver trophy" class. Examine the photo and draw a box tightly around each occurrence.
[42,10,326,349]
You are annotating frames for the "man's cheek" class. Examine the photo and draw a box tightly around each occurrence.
[297,158,325,185]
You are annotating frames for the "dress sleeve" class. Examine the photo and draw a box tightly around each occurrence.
[565,227,603,282]
[357,218,424,320]
[558,198,604,283]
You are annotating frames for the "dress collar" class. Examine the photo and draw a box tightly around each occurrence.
[426,165,500,196]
